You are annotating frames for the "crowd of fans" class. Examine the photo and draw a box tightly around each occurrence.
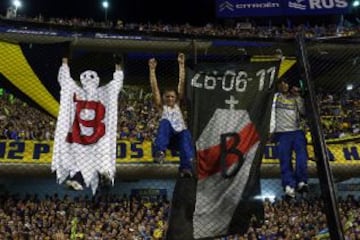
[1,8,360,240]
[0,15,359,239]
[1,192,360,239]
[318,90,360,140]
[219,194,360,240]
[116,86,160,142]
[1,86,360,142]
[0,91,56,141]
[1,85,358,239]
[0,193,170,240]
[0,87,159,142]
[1,12,359,39]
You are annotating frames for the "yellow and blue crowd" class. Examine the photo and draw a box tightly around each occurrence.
[0,193,169,240]
[1,87,360,142]
[1,87,360,239]
[1,193,360,239]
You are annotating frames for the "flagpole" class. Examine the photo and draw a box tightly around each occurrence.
[296,32,345,240]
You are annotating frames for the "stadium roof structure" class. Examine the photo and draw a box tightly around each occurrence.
[2,32,359,91]
[1,15,359,93]
[1,29,360,119]
[0,19,359,113]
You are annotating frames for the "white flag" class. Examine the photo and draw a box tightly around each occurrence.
[51,63,124,194]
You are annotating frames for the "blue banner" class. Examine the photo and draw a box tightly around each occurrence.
[216,0,350,18]
[216,0,283,17]
[285,0,349,15]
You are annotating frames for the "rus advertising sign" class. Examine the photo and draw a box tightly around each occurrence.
[216,0,349,18]
[285,0,349,15]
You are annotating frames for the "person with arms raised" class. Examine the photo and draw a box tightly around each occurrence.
[148,53,194,178]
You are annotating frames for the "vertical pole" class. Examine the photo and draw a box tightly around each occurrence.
[296,33,344,240]
[192,39,198,65]
[190,39,198,176]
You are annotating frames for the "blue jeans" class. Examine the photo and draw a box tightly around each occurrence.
[154,119,194,171]
[275,130,308,188]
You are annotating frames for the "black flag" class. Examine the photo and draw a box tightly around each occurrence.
[188,59,280,239]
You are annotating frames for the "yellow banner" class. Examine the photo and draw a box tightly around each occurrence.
[0,140,359,164]
[263,143,360,164]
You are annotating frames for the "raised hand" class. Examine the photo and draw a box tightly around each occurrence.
[290,86,301,97]
[178,53,185,65]
[113,53,123,65]
[148,58,157,70]
[115,64,122,71]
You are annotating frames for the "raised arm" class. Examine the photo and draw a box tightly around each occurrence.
[58,57,73,87]
[177,53,186,101]
[111,63,124,92]
[295,95,305,116]
[148,58,162,108]
[291,86,305,116]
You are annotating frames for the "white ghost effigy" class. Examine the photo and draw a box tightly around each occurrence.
[52,62,124,194]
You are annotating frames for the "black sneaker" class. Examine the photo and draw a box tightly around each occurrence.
[154,151,165,164]
[99,173,112,188]
[179,169,193,178]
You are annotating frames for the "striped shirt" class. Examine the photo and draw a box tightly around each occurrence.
[273,93,305,133]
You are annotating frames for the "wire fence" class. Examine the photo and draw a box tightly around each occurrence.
[0,27,359,239]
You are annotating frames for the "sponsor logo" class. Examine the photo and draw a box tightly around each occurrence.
[309,0,348,9]
[288,0,348,11]
[94,33,142,40]
[6,29,58,36]
[235,2,280,9]
[288,0,307,10]
[219,1,234,11]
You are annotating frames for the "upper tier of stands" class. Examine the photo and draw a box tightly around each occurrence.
[0,13,358,40]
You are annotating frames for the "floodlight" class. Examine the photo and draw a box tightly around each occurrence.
[13,0,21,9]
[102,1,109,9]
[102,1,109,21]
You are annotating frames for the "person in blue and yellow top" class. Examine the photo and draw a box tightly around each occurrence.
[148,53,194,178]
[270,79,308,198]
